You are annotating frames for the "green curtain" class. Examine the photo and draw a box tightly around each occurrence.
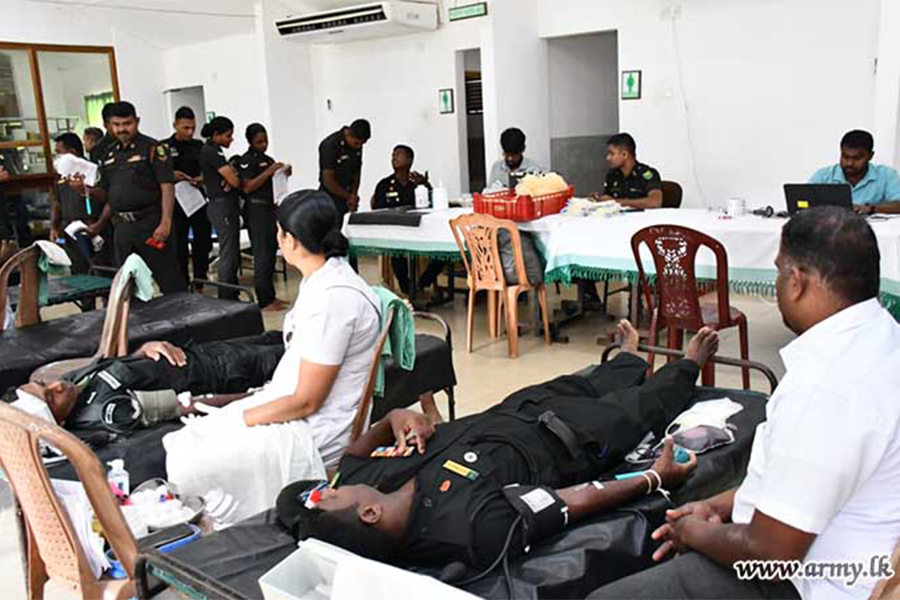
[84,92,114,128]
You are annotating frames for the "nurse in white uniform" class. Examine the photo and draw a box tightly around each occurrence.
[164,190,381,522]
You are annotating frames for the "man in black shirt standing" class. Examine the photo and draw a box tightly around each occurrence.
[592,133,663,209]
[89,103,118,165]
[164,107,212,288]
[318,119,370,222]
[92,101,185,293]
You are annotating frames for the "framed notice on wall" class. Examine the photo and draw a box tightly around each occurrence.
[621,70,642,100]
[439,88,455,114]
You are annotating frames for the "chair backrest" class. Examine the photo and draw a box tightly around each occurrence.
[350,306,396,442]
[0,244,42,331]
[94,266,137,359]
[449,213,528,292]
[0,402,138,595]
[661,180,683,208]
[631,225,732,331]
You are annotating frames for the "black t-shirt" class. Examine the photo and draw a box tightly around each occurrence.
[55,181,100,228]
[98,133,175,212]
[318,128,362,198]
[200,141,239,202]
[236,148,275,202]
[165,135,204,179]
[372,174,419,210]
[603,162,662,199]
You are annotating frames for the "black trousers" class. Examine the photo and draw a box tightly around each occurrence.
[392,257,446,293]
[207,198,241,300]
[172,202,212,286]
[113,214,186,294]
[588,551,800,600]
[245,200,277,307]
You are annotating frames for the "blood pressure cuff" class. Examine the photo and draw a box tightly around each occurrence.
[502,484,568,548]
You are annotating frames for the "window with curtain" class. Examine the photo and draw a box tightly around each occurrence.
[85,91,114,129]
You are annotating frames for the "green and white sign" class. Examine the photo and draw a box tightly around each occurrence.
[621,70,642,100]
[439,88,454,114]
[448,2,488,22]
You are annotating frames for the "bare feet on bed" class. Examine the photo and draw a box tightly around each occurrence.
[616,319,641,355]
[685,327,719,366]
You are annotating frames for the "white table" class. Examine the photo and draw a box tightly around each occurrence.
[343,208,900,318]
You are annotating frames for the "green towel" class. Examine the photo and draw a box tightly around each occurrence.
[372,285,416,397]
[116,253,156,301]
[35,241,71,306]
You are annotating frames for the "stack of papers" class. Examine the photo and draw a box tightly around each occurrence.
[53,154,98,186]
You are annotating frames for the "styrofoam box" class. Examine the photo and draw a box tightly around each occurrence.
[259,542,336,600]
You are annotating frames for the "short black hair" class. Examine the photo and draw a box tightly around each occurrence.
[200,116,234,139]
[174,106,195,121]
[107,101,137,119]
[394,144,414,161]
[349,119,371,141]
[100,102,116,123]
[500,127,526,154]
[608,132,637,156]
[780,206,880,304]
[840,129,874,153]
[55,132,84,157]
[245,122,267,144]
[83,127,103,142]
[301,506,397,562]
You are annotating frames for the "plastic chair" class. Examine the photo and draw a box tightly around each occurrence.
[29,265,136,383]
[450,213,550,358]
[632,225,750,389]
[0,402,139,600]
[349,306,396,442]
[660,180,683,208]
[0,245,42,331]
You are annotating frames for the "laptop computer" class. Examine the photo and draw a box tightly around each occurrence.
[783,183,853,215]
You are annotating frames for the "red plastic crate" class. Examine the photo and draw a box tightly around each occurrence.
[473,186,574,222]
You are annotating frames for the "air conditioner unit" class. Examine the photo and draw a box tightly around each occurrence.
[275,2,438,43]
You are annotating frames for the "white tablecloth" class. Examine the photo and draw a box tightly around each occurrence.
[343,208,900,315]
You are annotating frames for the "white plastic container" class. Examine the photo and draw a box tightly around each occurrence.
[107,459,130,496]
[431,183,450,211]
[414,186,429,209]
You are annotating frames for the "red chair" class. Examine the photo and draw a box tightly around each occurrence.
[632,225,750,389]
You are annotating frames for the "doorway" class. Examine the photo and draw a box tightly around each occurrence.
[163,85,206,128]
[547,32,619,196]
[456,49,485,194]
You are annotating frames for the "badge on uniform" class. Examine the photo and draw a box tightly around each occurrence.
[642,170,653,180]
[439,479,452,492]
[443,459,479,480]
[155,145,168,162]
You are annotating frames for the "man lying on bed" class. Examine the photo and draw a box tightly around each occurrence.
[11,334,284,447]
[275,320,717,575]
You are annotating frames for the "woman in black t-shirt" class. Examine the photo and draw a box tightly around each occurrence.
[199,116,241,300]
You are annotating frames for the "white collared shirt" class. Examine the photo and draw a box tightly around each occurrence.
[732,299,900,600]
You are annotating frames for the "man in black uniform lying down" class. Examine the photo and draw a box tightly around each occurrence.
[277,320,718,574]
[13,334,284,447]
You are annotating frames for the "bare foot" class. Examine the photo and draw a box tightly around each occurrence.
[685,327,719,366]
[616,319,640,355]
[262,299,290,312]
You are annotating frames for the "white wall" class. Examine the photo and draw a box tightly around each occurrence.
[538,0,881,208]
[162,33,268,156]
[547,32,618,138]
[305,7,492,200]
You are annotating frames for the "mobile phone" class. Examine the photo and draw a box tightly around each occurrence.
[139,523,195,550]
[145,237,165,250]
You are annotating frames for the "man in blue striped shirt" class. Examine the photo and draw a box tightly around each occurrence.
[808,129,900,214]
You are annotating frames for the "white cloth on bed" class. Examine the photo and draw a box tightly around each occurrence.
[163,257,380,522]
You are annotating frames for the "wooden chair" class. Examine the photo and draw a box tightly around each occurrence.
[0,245,42,331]
[660,180,683,208]
[349,306,396,442]
[30,265,136,383]
[632,225,750,389]
[450,213,550,358]
[0,401,139,600]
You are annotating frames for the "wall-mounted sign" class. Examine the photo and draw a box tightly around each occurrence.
[439,88,455,114]
[621,70,642,100]
[449,2,488,22]
[206,111,216,123]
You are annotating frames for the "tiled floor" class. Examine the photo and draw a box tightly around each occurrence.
[0,257,795,598]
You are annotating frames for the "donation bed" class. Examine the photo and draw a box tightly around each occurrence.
[127,348,772,600]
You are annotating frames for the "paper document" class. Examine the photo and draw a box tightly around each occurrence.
[51,479,111,577]
[175,181,208,217]
[273,165,291,205]
[53,153,98,186]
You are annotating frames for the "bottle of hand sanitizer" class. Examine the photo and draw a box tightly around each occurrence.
[107,459,130,496]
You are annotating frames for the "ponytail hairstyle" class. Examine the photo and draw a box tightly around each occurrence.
[245,122,267,145]
[200,116,234,140]
[277,190,349,259]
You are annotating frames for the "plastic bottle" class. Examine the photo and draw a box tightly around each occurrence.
[432,182,450,211]
[107,459,130,496]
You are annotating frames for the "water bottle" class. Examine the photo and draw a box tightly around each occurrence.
[107,459,130,496]
[415,186,429,209]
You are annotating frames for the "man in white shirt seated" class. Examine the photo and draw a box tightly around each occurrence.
[485,127,545,190]
[589,206,900,600]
